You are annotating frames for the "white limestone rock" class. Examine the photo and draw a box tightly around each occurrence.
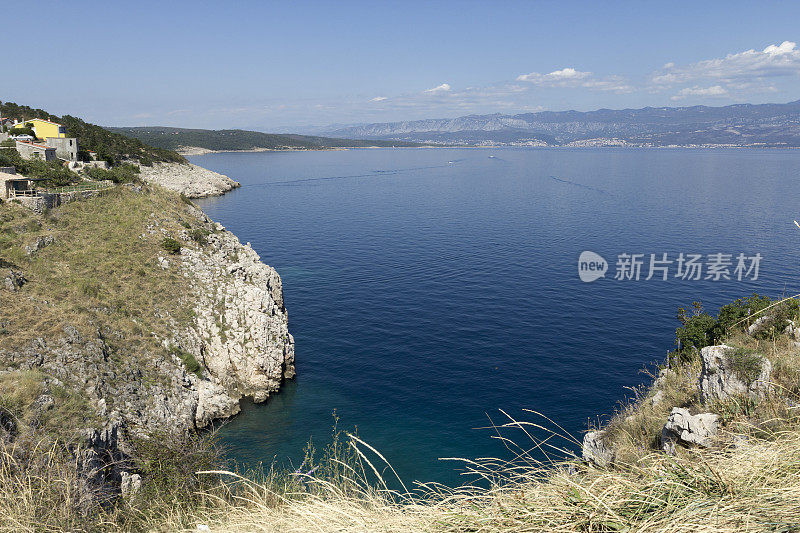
[661,407,719,454]
[180,223,295,424]
[195,378,241,428]
[139,162,241,198]
[120,471,142,499]
[582,430,615,467]
[698,344,772,402]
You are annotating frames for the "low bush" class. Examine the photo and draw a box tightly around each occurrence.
[726,347,765,384]
[87,163,140,184]
[674,294,798,361]
[161,237,181,255]
[170,347,202,375]
[190,228,210,245]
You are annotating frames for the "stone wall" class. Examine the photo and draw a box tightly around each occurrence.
[45,137,79,161]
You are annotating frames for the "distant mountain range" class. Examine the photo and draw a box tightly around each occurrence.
[317,100,800,148]
[109,127,422,152]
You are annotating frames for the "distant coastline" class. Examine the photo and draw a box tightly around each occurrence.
[176,146,349,156]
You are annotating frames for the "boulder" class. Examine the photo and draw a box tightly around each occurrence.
[3,269,26,291]
[25,235,55,256]
[582,430,615,467]
[120,471,142,499]
[747,315,774,337]
[661,407,719,455]
[195,379,241,428]
[699,344,772,401]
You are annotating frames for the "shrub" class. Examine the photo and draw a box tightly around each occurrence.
[190,228,210,245]
[169,347,202,375]
[0,148,77,186]
[675,302,720,360]
[87,163,140,184]
[726,347,764,384]
[161,237,181,255]
[717,293,799,339]
[10,126,36,138]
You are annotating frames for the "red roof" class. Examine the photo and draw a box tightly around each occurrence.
[16,140,51,150]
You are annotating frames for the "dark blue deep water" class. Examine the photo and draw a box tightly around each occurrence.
[191,147,800,486]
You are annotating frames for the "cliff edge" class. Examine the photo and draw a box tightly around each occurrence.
[0,182,292,507]
[138,162,241,198]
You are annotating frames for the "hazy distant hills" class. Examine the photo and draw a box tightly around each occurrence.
[109,127,423,152]
[319,100,800,147]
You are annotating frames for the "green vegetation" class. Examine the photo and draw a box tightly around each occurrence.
[109,126,425,151]
[8,126,35,137]
[87,163,141,184]
[0,147,76,186]
[0,101,186,165]
[726,347,765,384]
[169,347,202,376]
[190,227,211,245]
[161,237,182,255]
[674,293,797,361]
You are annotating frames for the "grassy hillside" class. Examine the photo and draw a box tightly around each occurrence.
[109,126,425,151]
[0,101,186,165]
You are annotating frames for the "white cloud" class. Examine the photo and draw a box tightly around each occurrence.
[370,96,387,102]
[423,83,452,94]
[581,76,634,93]
[516,67,591,86]
[517,68,633,93]
[670,85,729,100]
[651,40,800,86]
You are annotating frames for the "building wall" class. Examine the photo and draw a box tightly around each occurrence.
[45,137,79,161]
[15,141,57,162]
[0,170,18,200]
[26,119,66,139]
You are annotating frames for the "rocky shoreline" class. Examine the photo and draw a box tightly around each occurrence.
[138,162,241,198]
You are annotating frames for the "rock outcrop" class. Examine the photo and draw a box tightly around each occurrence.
[139,162,241,198]
[2,269,26,291]
[661,407,719,455]
[698,344,772,401]
[582,430,615,467]
[179,217,295,407]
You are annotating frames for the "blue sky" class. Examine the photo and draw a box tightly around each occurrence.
[3,1,800,131]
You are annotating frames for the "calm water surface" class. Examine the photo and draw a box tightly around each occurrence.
[191,147,800,486]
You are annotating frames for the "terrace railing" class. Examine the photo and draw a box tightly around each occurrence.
[40,182,114,194]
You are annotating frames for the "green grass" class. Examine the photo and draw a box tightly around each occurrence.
[170,347,203,376]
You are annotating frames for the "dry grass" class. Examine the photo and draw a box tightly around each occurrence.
[124,419,800,533]
[0,185,205,352]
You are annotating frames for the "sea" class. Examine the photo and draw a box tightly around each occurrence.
[190,147,800,486]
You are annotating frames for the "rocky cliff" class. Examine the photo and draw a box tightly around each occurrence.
[0,183,292,507]
[138,162,241,198]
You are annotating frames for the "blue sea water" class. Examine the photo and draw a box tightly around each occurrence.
[191,147,800,486]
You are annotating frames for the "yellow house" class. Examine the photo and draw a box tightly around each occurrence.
[13,118,67,139]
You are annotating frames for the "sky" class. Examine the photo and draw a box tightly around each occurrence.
[3,1,800,132]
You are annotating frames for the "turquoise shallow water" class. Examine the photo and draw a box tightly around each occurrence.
[191,147,800,486]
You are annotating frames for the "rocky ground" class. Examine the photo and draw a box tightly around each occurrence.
[138,162,241,198]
